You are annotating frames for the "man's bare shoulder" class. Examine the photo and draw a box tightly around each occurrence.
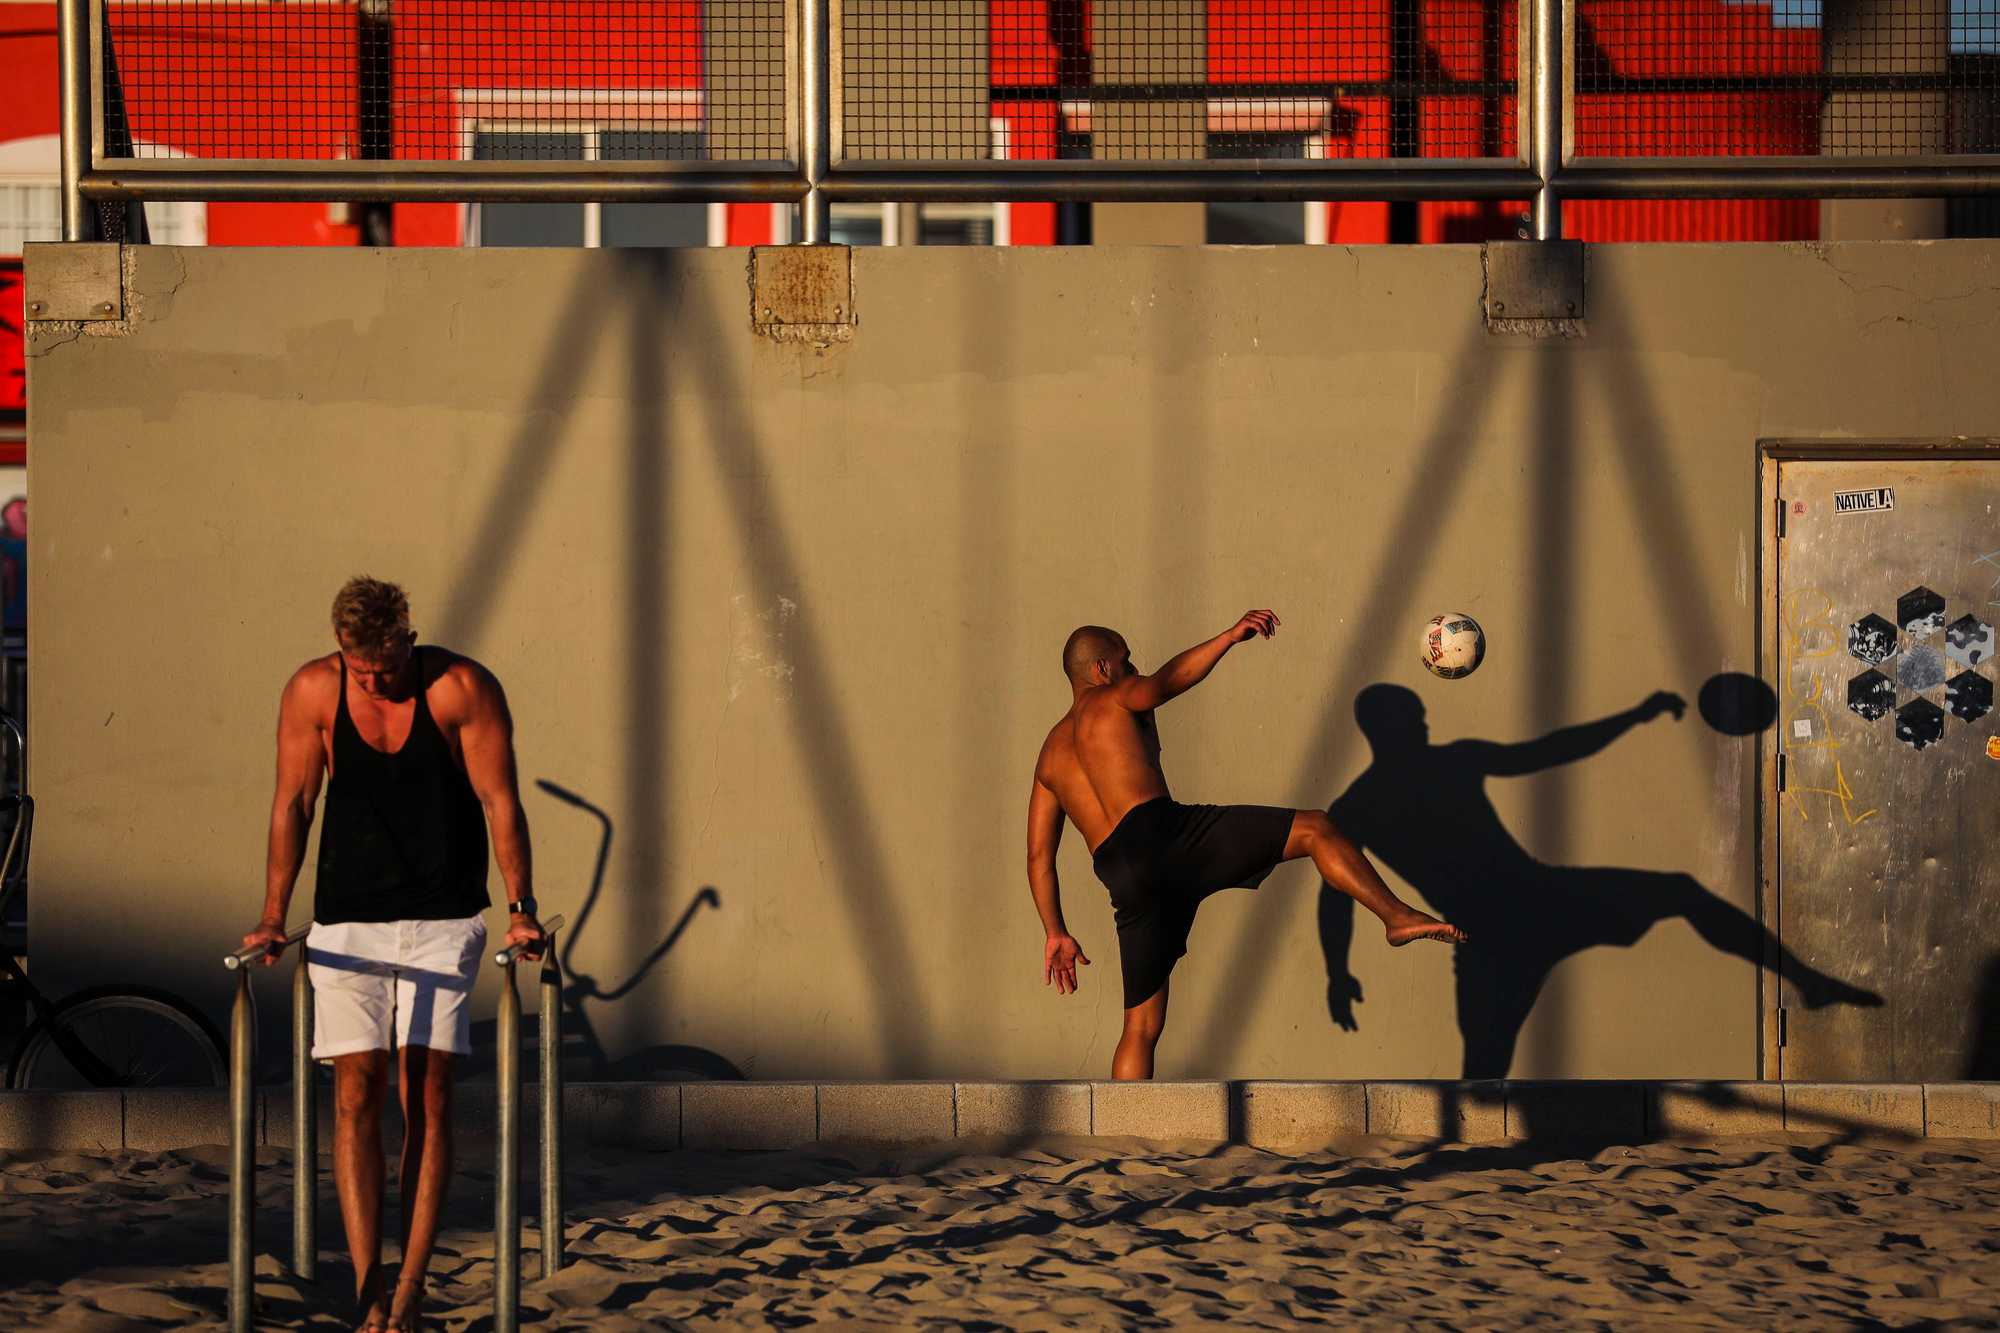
[428,649,507,720]
[1034,710,1079,782]
[281,654,340,716]
[1073,683,1135,724]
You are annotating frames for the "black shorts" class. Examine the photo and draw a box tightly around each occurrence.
[1091,797,1296,1009]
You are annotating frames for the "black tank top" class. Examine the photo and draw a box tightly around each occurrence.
[314,648,491,924]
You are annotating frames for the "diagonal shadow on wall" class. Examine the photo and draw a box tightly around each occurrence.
[1189,318,1513,1065]
[435,260,621,650]
[673,283,933,1075]
[1522,336,1578,1071]
[613,249,678,985]
[1584,265,1729,688]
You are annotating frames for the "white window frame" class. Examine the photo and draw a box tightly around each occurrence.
[0,135,206,249]
[807,116,1017,248]
[454,89,723,248]
[1059,98,1339,244]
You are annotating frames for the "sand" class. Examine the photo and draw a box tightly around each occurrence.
[4,1134,1999,1329]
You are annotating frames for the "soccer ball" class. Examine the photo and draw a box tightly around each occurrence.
[1421,613,1485,679]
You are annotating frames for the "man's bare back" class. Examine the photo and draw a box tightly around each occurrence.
[1034,690,1169,853]
[1024,612,1466,1080]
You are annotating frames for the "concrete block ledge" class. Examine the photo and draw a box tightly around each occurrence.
[2,1081,1995,1152]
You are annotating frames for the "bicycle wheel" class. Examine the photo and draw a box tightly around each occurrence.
[8,986,228,1089]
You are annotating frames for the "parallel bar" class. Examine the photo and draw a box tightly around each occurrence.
[225,922,312,970]
[494,964,521,1333]
[1530,0,1562,239]
[538,942,564,1279]
[292,952,316,1283]
[1558,161,2000,198]
[57,0,88,239]
[821,164,1541,202]
[494,913,565,967]
[798,0,829,243]
[80,169,805,205]
[228,968,254,1333]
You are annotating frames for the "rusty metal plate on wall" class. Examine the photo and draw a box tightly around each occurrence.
[23,243,123,322]
[751,246,854,345]
[1776,455,2000,1080]
[1483,240,1583,324]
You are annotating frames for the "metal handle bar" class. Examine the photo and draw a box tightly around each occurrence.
[492,913,564,967]
[224,923,313,970]
[0,712,24,795]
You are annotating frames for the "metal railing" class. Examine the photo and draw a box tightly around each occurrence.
[220,913,565,1333]
[221,924,315,1333]
[56,0,2000,243]
[493,912,567,1333]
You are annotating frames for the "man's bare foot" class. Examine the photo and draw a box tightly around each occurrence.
[353,1270,387,1333]
[1385,913,1468,946]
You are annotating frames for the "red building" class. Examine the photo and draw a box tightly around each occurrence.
[4,0,1834,258]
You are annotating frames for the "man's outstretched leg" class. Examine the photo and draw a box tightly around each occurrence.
[1286,811,1466,946]
[1113,981,1169,1080]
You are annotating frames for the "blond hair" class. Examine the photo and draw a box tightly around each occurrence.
[330,577,412,657]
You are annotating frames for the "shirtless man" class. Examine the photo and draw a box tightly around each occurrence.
[241,577,545,1332]
[1027,611,1465,1079]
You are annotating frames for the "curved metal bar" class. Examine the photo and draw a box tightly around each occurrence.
[539,942,565,1278]
[494,961,521,1333]
[292,952,317,1282]
[492,913,566,967]
[224,923,313,971]
[228,967,255,1333]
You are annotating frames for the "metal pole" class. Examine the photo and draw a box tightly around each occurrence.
[1529,0,1562,240]
[292,951,317,1282]
[538,944,564,1279]
[57,0,89,240]
[228,967,255,1333]
[494,961,520,1333]
[799,0,829,243]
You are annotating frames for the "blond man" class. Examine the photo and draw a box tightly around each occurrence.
[243,577,543,1333]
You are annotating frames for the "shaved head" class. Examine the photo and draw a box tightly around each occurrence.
[1063,625,1126,685]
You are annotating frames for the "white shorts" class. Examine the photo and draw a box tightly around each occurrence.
[306,914,488,1059]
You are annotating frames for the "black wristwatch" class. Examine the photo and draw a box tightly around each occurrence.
[508,896,538,917]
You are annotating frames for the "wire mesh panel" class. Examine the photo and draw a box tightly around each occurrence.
[1573,0,2000,160]
[100,0,791,166]
[844,1,1519,164]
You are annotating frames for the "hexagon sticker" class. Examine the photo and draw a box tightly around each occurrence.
[1895,697,1945,750]
[1898,586,1946,638]
[1847,613,1898,666]
[1946,614,1995,669]
[1897,643,1946,693]
[1947,671,1993,724]
[1848,668,1895,721]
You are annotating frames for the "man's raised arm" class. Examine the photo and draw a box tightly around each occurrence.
[1111,609,1280,712]
[1027,777,1090,995]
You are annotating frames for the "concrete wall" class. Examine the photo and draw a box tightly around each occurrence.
[24,239,2000,1081]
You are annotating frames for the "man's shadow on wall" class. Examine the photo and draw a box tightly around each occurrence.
[1318,684,1883,1078]
[467,780,743,1081]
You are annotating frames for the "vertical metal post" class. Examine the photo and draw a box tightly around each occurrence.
[292,952,317,1282]
[57,0,90,240]
[494,962,521,1333]
[799,0,830,243]
[228,968,255,1333]
[538,946,564,1279]
[1529,0,1563,240]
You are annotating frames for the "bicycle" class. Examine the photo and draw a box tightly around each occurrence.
[0,712,227,1088]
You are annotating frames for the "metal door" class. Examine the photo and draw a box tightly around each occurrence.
[1774,454,2000,1080]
